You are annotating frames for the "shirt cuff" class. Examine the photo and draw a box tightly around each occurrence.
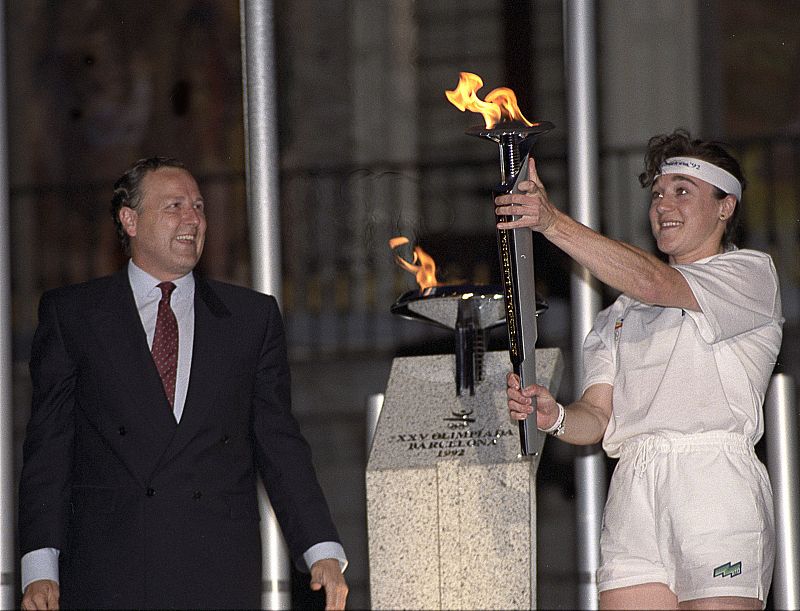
[21,548,60,591]
[303,541,348,573]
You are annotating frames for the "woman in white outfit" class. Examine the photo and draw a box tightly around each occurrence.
[496,130,783,610]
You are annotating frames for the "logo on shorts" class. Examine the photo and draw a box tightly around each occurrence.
[713,561,742,578]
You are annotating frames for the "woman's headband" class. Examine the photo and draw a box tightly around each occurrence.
[657,156,742,201]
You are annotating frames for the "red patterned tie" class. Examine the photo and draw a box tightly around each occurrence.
[152,281,178,409]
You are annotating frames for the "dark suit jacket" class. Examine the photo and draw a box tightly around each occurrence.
[19,270,340,609]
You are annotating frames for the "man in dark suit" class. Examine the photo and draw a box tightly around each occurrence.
[19,157,348,610]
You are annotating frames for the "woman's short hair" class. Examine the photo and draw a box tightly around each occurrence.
[639,129,745,248]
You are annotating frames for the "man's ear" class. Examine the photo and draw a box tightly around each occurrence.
[119,206,138,238]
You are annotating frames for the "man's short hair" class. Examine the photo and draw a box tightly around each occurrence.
[111,157,186,255]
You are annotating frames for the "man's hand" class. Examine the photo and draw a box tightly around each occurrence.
[310,558,348,610]
[21,579,59,610]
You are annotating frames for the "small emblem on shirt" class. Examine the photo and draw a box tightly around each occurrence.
[614,318,624,343]
[713,561,742,578]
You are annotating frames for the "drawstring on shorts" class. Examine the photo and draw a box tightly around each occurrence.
[632,436,660,476]
[622,431,754,478]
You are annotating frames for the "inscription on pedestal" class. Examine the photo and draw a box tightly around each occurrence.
[388,427,516,457]
[367,348,562,470]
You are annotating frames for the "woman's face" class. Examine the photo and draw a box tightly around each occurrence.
[649,173,735,264]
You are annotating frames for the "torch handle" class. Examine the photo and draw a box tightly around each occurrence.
[497,154,544,456]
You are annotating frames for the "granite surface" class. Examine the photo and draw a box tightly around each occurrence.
[367,348,563,470]
[366,349,563,610]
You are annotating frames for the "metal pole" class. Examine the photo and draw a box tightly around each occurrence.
[563,1,605,609]
[0,0,15,605]
[365,393,384,457]
[240,2,290,609]
[240,0,282,301]
[765,374,800,610]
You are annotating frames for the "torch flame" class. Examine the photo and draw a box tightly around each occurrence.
[445,71,535,129]
[389,236,441,292]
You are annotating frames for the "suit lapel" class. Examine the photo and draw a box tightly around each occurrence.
[87,270,178,481]
[91,271,179,431]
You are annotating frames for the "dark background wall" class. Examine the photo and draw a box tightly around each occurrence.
[7,1,800,608]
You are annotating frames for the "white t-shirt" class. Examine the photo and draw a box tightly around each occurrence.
[581,248,784,458]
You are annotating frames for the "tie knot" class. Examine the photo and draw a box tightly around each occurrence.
[157,281,176,302]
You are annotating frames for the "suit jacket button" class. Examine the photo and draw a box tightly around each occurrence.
[221,435,230,444]
[193,490,202,499]
[118,426,126,436]
[146,488,155,497]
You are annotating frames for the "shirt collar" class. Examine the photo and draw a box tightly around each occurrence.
[127,260,195,306]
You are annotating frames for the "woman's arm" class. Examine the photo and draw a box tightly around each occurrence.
[507,373,613,446]
[495,157,699,310]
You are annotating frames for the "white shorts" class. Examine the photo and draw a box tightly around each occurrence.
[597,432,774,605]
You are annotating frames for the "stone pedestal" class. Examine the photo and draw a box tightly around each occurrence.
[366,348,563,610]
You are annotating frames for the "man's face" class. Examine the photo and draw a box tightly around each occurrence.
[120,167,207,281]
[649,173,734,265]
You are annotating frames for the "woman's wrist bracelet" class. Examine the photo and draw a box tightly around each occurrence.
[538,402,566,436]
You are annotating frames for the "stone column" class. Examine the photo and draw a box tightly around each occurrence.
[366,349,563,609]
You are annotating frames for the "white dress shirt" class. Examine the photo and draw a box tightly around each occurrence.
[128,261,195,422]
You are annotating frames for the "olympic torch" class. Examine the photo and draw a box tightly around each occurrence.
[446,72,553,456]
